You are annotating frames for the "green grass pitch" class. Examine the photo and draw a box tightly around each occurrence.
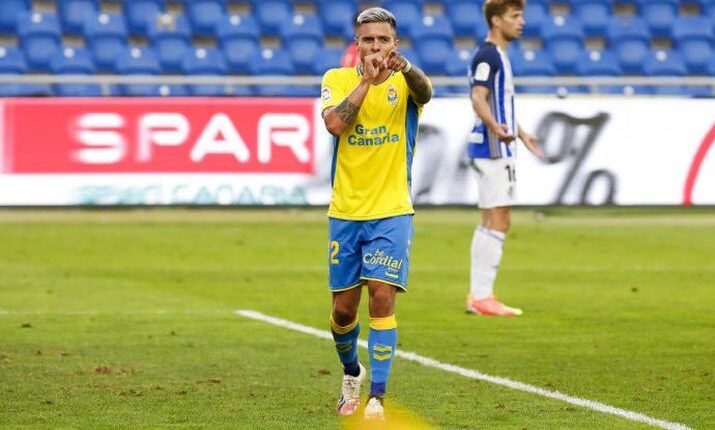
[0,208,713,429]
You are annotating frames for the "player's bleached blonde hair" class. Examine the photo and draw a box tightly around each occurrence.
[356,7,397,32]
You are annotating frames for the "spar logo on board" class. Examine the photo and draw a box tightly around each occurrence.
[4,99,316,174]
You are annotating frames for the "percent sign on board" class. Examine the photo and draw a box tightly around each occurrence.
[535,112,616,205]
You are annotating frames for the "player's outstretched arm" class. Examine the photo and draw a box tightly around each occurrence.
[517,122,545,158]
[471,86,514,143]
[323,53,384,136]
[384,51,432,104]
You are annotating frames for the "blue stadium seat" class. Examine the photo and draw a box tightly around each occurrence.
[576,49,621,75]
[283,86,320,97]
[636,0,678,39]
[312,47,343,75]
[398,47,420,69]
[0,46,51,96]
[607,16,651,75]
[281,14,324,75]
[643,49,687,95]
[115,46,163,96]
[571,0,612,37]
[445,0,484,38]
[447,47,473,94]
[216,14,259,75]
[0,0,31,34]
[182,47,228,96]
[317,0,357,40]
[58,0,100,35]
[383,0,424,37]
[232,85,254,97]
[84,13,128,72]
[672,17,715,75]
[542,15,585,75]
[511,48,558,94]
[122,0,165,37]
[250,48,294,96]
[411,15,454,75]
[17,12,62,72]
[148,14,192,73]
[446,47,473,77]
[522,0,548,38]
[250,0,292,37]
[181,0,227,37]
[50,47,103,96]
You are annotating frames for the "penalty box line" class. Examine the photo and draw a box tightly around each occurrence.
[236,309,691,430]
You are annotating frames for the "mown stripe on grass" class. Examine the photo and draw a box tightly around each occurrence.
[237,309,691,430]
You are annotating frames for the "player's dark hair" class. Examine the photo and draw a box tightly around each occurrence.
[356,7,397,32]
[483,0,525,29]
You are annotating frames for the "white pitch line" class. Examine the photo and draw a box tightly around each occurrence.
[236,309,691,430]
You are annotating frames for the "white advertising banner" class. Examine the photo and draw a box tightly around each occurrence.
[0,97,713,206]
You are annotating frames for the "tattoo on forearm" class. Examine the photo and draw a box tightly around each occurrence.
[335,98,360,125]
[403,66,432,103]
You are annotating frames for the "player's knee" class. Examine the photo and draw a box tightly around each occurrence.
[332,304,358,326]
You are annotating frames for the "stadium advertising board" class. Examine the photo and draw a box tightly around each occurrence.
[0,97,713,206]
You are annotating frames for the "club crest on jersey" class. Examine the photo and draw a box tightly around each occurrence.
[387,85,398,105]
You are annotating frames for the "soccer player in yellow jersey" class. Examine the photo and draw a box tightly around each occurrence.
[320,7,432,420]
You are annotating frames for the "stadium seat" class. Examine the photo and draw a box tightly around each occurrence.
[115,46,163,96]
[249,48,294,96]
[576,49,622,76]
[181,0,227,37]
[643,49,687,95]
[250,0,292,37]
[705,0,715,32]
[148,13,192,73]
[317,0,358,39]
[312,47,343,75]
[446,47,473,94]
[181,47,228,96]
[571,0,612,37]
[511,48,558,94]
[542,15,585,75]
[522,0,548,38]
[58,0,100,35]
[412,15,454,75]
[216,14,260,75]
[84,13,128,72]
[382,0,424,36]
[17,12,62,72]
[232,85,254,97]
[398,47,420,69]
[281,14,324,75]
[0,0,31,34]
[447,47,473,77]
[122,0,165,37]
[672,17,715,75]
[574,49,622,94]
[445,0,484,38]
[50,47,103,97]
[636,0,678,39]
[607,16,651,75]
[0,46,51,96]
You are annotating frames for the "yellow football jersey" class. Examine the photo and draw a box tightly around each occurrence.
[321,66,427,221]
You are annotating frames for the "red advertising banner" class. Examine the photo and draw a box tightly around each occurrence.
[2,98,316,174]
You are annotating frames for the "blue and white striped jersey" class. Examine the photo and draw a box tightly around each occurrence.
[467,42,516,159]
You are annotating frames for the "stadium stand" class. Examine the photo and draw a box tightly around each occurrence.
[0,0,712,97]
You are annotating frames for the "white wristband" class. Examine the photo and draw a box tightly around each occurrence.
[402,60,412,74]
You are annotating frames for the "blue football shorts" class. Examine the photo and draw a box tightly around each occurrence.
[328,214,414,292]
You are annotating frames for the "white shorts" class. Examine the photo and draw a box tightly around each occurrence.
[471,157,517,209]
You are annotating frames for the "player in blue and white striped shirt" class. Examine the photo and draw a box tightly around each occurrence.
[465,0,544,316]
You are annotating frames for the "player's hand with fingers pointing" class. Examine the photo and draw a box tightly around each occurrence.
[384,50,411,73]
[362,53,384,84]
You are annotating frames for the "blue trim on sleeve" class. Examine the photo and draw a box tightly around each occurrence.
[330,135,339,187]
[405,98,419,187]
